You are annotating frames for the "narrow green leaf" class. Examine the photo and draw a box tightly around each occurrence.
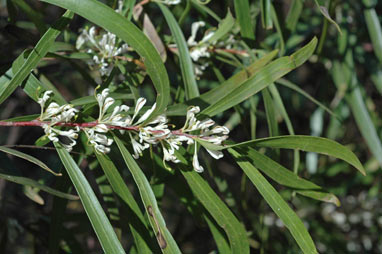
[0,67,67,105]
[174,150,249,254]
[363,0,382,63]
[181,170,249,254]
[159,4,199,100]
[271,4,285,55]
[49,173,72,254]
[40,0,170,122]
[0,114,39,122]
[166,49,278,116]
[55,143,126,254]
[234,0,255,39]
[229,148,318,254]
[205,214,231,254]
[295,190,341,207]
[286,0,303,31]
[0,172,79,200]
[237,147,320,190]
[190,0,221,22]
[332,56,382,168]
[201,37,317,117]
[314,0,341,34]
[0,146,61,176]
[276,78,337,118]
[0,10,73,105]
[262,88,279,137]
[114,136,181,254]
[261,0,273,29]
[95,152,155,253]
[267,83,300,173]
[232,135,365,175]
[206,10,235,44]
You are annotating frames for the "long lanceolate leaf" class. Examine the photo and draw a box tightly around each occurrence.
[332,53,382,167]
[159,4,199,100]
[114,136,181,254]
[181,170,249,254]
[0,172,78,200]
[229,148,318,254]
[201,37,317,117]
[0,146,61,176]
[175,151,249,254]
[0,10,73,105]
[40,0,170,122]
[95,153,154,253]
[232,135,365,175]
[55,144,126,254]
[363,0,382,63]
[236,147,340,206]
[166,49,279,116]
[233,0,255,39]
[240,147,320,190]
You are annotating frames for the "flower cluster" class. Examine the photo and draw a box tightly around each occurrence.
[186,21,214,76]
[76,26,129,76]
[37,89,230,173]
[185,21,239,77]
[38,91,79,152]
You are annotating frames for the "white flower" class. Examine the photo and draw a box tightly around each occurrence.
[187,21,205,46]
[96,89,115,121]
[192,143,204,173]
[162,141,180,164]
[42,125,79,152]
[205,149,223,159]
[93,124,109,133]
[85,127,113,154]
[76,30,87,50]
[135,102,156,125]
[182,106,200,131]
[42,102,61,120]
[76,26,129,76]
[127,97,147,125]
[103,105,130,126]
[38,90,53,110]
[38,91,78,124]
[130,133,150,159]
[180,106,230,166]
[116,0,124,13]
[190,45,210,61]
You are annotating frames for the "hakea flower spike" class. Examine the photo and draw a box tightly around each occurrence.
[34,89,230,173]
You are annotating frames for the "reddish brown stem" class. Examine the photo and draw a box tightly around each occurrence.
[0,121,207,140]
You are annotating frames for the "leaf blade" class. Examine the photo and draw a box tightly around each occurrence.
[159,4,199,99]
[229,148,318,254]
[55,143,126,254]
[201,38,317,117]
[114,136,181,254]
